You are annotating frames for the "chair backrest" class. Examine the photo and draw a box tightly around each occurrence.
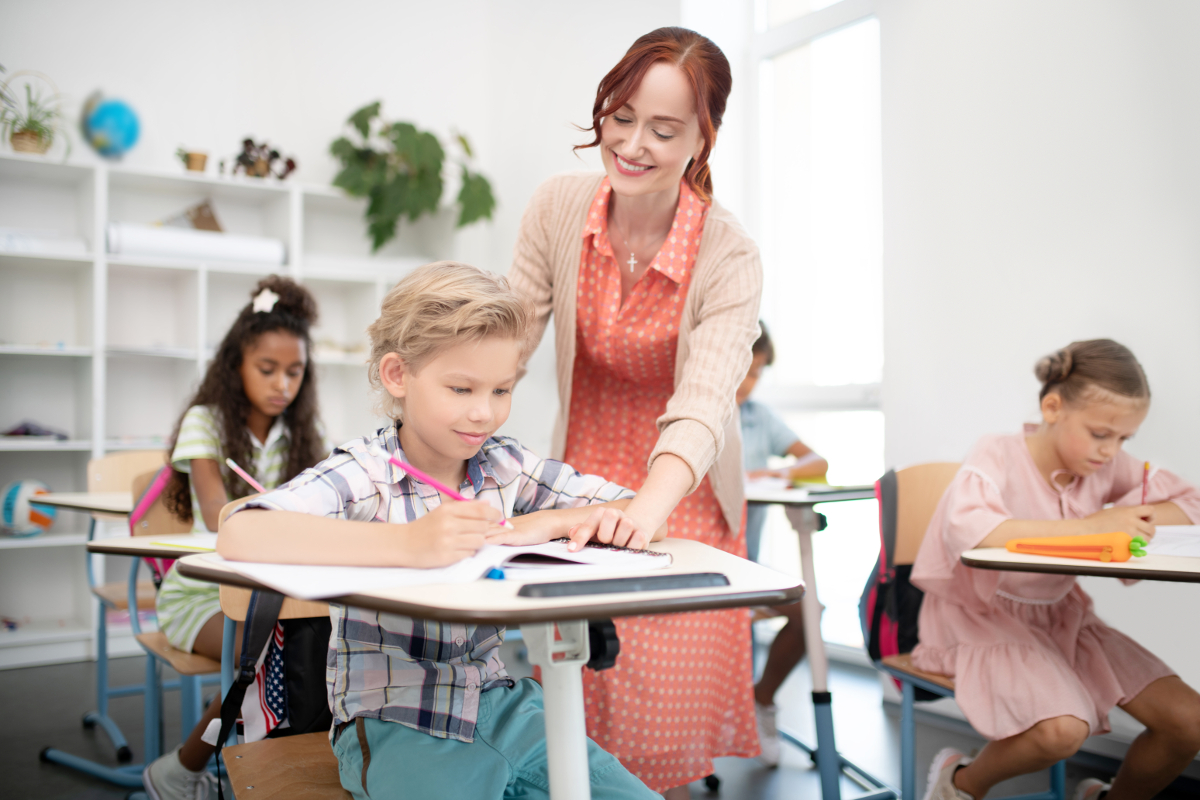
[129,468,192,536]
[216,494,329,621]
[87,450,166,521]
[892,462,961,566]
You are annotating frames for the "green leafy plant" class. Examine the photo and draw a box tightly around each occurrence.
[0,72,64,153]
[330,102,496,251]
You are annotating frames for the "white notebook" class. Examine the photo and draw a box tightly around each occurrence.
[1143,525,1200,558]
[203,539,672,601]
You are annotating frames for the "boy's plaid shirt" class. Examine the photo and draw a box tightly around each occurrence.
[229,423,633,742]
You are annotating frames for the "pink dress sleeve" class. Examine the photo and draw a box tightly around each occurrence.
[1106,451,1200,522]
[912,439,1013,608]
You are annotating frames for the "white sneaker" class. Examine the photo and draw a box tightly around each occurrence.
[142,746,217,800]
[923,747,974,800]
[1072,778,1111,800]
[755,702,780,767]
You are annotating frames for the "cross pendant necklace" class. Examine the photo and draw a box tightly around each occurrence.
[612,217,640,273]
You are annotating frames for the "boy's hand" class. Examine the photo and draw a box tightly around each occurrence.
[1085,505,1156,539]
[403,501,503,568]
[482,510,563,547]
[567,507,656,552]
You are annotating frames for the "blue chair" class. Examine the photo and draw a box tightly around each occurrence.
[866,465,1065,800]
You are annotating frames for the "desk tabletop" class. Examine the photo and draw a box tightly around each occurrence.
[88,533,217,558]
[745,484,875,506]
[176,538,804,624]
[36,491,133,516]
[961,547,1200,584]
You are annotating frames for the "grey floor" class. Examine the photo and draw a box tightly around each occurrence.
[2,638,1197,799]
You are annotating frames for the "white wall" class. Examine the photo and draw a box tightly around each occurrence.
[0,0,680,453]
[877,0,1200,688]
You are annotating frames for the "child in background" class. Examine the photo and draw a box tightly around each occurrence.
[219,262,662,800]
[737,322,828,766]
[143,276,327,800]
[913,339,1200,800]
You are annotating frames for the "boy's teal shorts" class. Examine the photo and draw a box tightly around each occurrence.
[332,677,658,800]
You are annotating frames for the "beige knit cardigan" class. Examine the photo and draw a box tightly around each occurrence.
[508,171,763,536]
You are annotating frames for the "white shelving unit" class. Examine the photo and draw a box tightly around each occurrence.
[0,151,440,668]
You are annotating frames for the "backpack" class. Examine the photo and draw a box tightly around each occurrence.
[215,590,332,797]
[858,469,939,700]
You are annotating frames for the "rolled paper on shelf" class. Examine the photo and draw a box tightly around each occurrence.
[106,222,286,265]
[1005,532,1149,562]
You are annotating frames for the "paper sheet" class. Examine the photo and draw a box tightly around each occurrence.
[202,540,671,601]
[1143,525,1200,558]
[149,532,218,551]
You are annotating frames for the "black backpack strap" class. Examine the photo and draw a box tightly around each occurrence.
[216,590,285,750]
[877,469,899,573]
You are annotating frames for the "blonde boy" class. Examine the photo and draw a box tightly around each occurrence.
[220,262,662,800]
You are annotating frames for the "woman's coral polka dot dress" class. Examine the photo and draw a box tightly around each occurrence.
[565,178,759,791]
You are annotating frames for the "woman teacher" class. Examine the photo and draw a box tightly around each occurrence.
[507,28,764,796]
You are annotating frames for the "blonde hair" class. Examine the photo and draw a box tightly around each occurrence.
[367,261,534,419]
[1034,338,1150,406]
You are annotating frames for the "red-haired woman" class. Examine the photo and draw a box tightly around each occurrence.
[508,27,763,796]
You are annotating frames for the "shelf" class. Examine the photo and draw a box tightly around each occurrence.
[108,163,294,201]
[108,253,287,274]
[0,618,92,648]
[106,346,197,360]
[0,249,92,265]
[0,344,91,357]
[0,531,88,549]
[0,152,95,186]
[303,253,424,281]
[0,438,92,452]
[105,439,168,452]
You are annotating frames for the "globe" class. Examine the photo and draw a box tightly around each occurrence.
[85,98,140,158]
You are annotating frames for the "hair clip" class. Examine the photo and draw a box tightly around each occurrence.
[252,287,280,313]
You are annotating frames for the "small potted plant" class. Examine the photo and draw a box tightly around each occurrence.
[0,70,64,156]
[176,147,208,172]
[330,102,495,251]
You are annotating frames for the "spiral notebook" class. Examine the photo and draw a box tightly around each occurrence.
[203,538,672,601]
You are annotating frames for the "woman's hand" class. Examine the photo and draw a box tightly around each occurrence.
[566,506,660,552]
[402,501,504,568]
[1083,505,1156,540]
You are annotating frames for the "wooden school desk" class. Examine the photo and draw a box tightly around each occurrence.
[961,547,1200,583]
[35,490,134,517]
[746,484,891,800]
[40,534,216,792]
[176,537,804,800]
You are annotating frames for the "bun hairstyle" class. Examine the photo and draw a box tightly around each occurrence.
[575,26,732,203]
[163,275,327,520]
[1035,338,1150,405]
[367,261,534,419]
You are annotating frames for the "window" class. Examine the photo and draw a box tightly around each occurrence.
[751,2,882,649]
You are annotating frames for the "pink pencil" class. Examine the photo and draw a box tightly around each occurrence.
[1141,461,1150,505]
[387,454,512,528]
[225,458,267,493]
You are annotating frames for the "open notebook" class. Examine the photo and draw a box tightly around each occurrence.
[198,539,672,601]
[1142,525,1200,558]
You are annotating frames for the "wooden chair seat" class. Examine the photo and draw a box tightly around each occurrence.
[224,731,350,800]
[93,579,157,610]
[880,652,956,693]
[134,632,220,676]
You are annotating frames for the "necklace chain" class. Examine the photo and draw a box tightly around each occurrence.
[611,216,641,274]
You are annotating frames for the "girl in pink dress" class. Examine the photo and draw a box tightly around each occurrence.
[912,339,1200,800]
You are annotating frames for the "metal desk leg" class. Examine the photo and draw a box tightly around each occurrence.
[781,505,896,800]
[522,621,591,800]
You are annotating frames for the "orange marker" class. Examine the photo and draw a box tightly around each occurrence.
[1141,461,1150,505]
[1006,532,1148,563]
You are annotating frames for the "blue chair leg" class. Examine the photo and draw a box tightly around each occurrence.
[901,680,916,800]
[180,674,203,742]
[1050,759,1065,799]
[144,647,162,763]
